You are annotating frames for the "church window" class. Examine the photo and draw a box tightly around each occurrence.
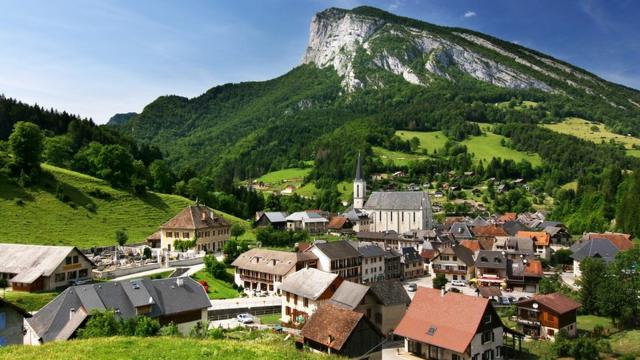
[413,212,416,222]
[390,212,393,222]
[356,184,360,197]
[402,212,404,223]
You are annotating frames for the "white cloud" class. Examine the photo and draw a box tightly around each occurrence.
[388,0,402,11]
[463,11,476,18]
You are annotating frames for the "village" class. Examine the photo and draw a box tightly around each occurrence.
[0,154,637,359]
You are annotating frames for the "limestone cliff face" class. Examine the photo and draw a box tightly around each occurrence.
[302,8,564,92]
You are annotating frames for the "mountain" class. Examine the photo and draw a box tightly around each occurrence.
[111,6,640,186]
[107,112,137,126]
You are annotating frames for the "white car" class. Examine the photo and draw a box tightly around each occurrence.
[236,313,254,324]
[451,280,466,287]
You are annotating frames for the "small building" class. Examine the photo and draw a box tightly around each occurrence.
[24,277,210,344]
[395,288,505,360]
[286,211,329,234]
[343,208,372,232]
[0,244,94,292]
[0,298,31,346]
[230,248,316,295]
[300,303,384,359]
[255,211,288,230]
[515,293,580,339]
[448,222,474,240]
[507,258,543,292]
[279,268,342,325]
[475,251,508,287]
[362,191,433,234]
[570,238,620,279]
[516,231,551,259]
[492,236,534,258]
[431,244,475,282]
[472,225,509,249]
[384,248,403,280]
[355,243,387,284]
[156,204,230,253]
[401,247,424,280]
[308,241,362,283]
[327,216,354,235]
[544,226,571,246]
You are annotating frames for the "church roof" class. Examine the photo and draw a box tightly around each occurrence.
[355,152,363,181]
[364,191,430,210]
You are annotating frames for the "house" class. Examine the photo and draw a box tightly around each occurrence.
[24,277,211,344]
[544,226,571,247]
[255,211,288,230]
[0,299,31,346]
[459,239,482,254]
[156,204,230,252]
[475,251,508,287]
[395,288,505,360]
[496,213,517,223]
[580,232,633,251]
[515,293,580,339]
[354,243,387,284]
[299,303,384,359]
[231,248,316,295]
[286,211,329,234]
[516,231,551,259]
[401,247,424,279]
[368,280,412,335]
[280,185,296,195]
[492,237,534,258]
[507,258,543,292]
[343,207,372,232]
[0,244,94,292]
[327,216,354,235]
[570,238,621,279]
[448,222,474,240]
[472,225,509,249]
[431,244,475,282]
[308,241,362,283]
[384,248,403,280]
[502,220,528,236]
[279,268,342,324]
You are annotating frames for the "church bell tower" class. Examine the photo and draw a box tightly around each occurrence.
[353,152,366,209]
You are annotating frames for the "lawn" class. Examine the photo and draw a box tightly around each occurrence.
[543,117,640,158]
[0,335,331,360]
[373,146,428,166]
[256,167,312,185]
[396,130,448,154]
[147,270,176,280]
[2,290,60,312]
[0,164,252,248]
[495,100,540,110]
[576,315,614,332]
[258,313,281,325]
[191,270,240,300]
[295,181,352,202]
[609,330,640,357]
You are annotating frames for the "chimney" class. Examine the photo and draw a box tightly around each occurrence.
[69,307,76,320]
[441,288,446,297]
[176,278,184,287]
[201,211,207,221]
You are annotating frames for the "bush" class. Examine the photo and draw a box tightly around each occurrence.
[134,316,161,336]
[143,247,152,259]
[432,274,448,289]
[208,327,225,340]
[84,203,97,213]
[159,322,180,336]
[204,255,232,282]
[14,198,25,206]
[78,310,121,338]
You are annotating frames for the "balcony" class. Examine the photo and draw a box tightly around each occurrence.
[512,316,540,327]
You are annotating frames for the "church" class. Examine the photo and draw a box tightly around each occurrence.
[353,153,433,234]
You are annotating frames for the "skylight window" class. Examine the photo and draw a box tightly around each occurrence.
[427,326,437,336]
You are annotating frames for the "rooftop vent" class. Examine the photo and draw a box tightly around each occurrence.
[131,281,140,290]
[427,326,437,336]
[176,278,184,287]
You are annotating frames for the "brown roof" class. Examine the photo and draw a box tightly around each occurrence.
[297,242,311,252]
[444,216,467,228]
[328,216,349,230]
[459,240,481,253]
[395,288,494,354]
[421,249,437,261]
[584,232,633,250]
[497,213,517,222]
[146,230,161,241]
[160,205,230,230]
[301,303,364,351]
[230,248,299,276]
[472,225,508,238]
[516,231,550,246]
[523,260,543,277]
[478,237,495,250]
[518,293,581,315]
[478,286,502,298]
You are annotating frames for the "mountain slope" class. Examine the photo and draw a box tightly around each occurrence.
[0,164,250,248]
[111,6,640,184]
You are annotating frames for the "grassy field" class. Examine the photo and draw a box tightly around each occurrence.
[373,146,428,166]
[256,167,311,184]
[0,336,331,360]
[543,117,640,158]
[495,100,540,110]
[396,130,448,154]
[0,164,252,248]
[258,313,281,325]
[392,129,542,166]
[576,315,614,332]
[191,270,240,300]
[2,290,60,312]
[610,330,640,357]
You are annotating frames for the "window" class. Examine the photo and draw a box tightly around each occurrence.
[401,212,404,223]
[286,292,290,302]
[484,313,492,324]
[65,257,72,265]
[73,255,79,264]
[303,298,308,307]
[452,256,457,261]
[79,269,88,278]
[285,307,291,315]
[294,294,298,305]
[55,273,66,282]
[67,271,77,280]
[183,232,189,238]
[413,212,416,222]
[375,313,382,324]
[390,212,393,222]
[472,355,479,360]
[167,232,173,238]
[452,355,461,360]
[481,330,492,344]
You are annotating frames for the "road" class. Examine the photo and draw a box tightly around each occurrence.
[402,274,535,301]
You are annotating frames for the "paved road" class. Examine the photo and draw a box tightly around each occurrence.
[209,296,281,310]
[402,274,535,300]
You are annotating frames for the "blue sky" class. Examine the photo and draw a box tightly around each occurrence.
[0,0,638,124]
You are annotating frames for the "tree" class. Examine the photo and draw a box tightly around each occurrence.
[78,310,121,338]
[432,274,448,289]
[134,316,161,336]
[95,144,135,188]
[578,257,607,314]
[149,160,175,193]
[0,278,7,297]
[43,135,73,167]
[223,239,249,265]
[143,247,152,259]
[173,239,197,252]
[8,121,44,176]
[204,255,231,282]
[115,229,128,247]
[230,223,245,241]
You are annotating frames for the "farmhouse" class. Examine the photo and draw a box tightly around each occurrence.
[286,211,329,234]
[515,293,580,339]
[395,288,505,360]
[0,298,31,346]
[24,277,211,344]
[570,238,621,279]
[0,244,94,292]
[154,204,230,253]
[255,211,288,230]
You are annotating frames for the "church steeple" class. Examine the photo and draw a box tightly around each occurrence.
[353,152,366,209]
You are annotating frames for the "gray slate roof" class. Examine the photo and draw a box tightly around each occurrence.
[449,222,474,239]
[368,280,411,306]
[364,191,431,210]
[27,277,210,342]
[262,212,288,223]
[502,221,528,236]
[279,268,338,300]
[329,281,370,310]
[402,247,422,262]
[493,236,534,254]
[313,240,361,260]
[356,244,387,258]
[570,239,620,262]
[475,250,507,269]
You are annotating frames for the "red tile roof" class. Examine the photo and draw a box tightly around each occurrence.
[420,249,437,261]
[328,216,349,230]
[585,232,633,250]
[459,240,481,253]
[518,293,581,315]
[523,260,543,277]
[516,231,550,246]
[395,288,493,354]
[497,213,517,222]
[301,303,364,351]
[472,225,508,238]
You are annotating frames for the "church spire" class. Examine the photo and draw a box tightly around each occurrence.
[355,152,363,180]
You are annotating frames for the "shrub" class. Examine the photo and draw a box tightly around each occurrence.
[159,322,180,336]
[432,274,448,289]
[78,310,121,338]
[208,327,225,340]
[84,203,97,213]
[14,198,25,206]
[134,316,161,336]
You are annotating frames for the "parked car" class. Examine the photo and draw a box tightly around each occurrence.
[407,283,417,292]
[498,296,511,306]
[236,313,254,324]
[451,280,466,287]
[517,296,531,302]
